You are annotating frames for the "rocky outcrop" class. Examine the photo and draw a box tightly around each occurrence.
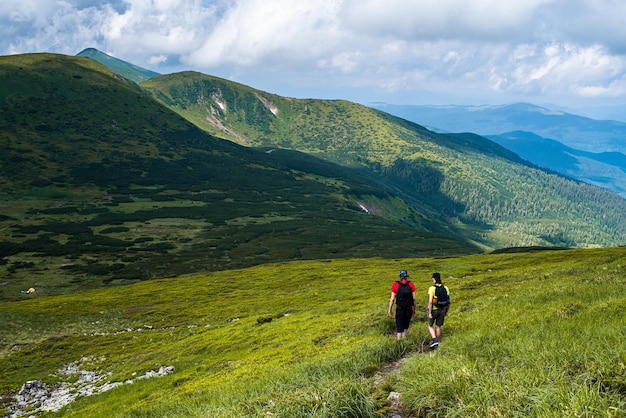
[6,359,174,417]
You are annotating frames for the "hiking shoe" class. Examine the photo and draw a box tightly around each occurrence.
[429,339,439,348]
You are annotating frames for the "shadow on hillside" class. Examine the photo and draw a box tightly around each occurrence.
[376,158,479,227]
[263,148,480,237]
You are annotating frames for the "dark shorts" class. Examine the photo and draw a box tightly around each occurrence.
[428,308,447,327]
[395,305,413,333]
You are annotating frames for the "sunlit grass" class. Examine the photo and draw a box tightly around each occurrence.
[393,249,626,417]
[1,248,625,416]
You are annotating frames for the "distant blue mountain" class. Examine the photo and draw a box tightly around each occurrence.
[370,103,626,153]
[487,131,626,196]
[370,102,626,197]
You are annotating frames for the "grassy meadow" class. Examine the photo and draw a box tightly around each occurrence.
[1,247,625,417]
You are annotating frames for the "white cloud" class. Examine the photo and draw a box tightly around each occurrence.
[546,0,626,54]
[1,0,626,109]
[340,0,556,40]
[148,54,167,66]
[185,0,342,68]
[498,42,626,98]
[100,0,218,60]
[0,0,59,21]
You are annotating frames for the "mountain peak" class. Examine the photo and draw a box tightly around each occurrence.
[77,47,99,55]
[76,47,160,83]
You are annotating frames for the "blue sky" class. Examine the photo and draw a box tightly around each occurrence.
[2,0,626,118]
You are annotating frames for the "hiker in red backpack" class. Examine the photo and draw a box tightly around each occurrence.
[427,272,451,348]
[388,270,416,339]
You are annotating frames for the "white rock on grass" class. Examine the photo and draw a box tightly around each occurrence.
[8,362,174,417]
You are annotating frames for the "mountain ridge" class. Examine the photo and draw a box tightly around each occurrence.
[76,47,160,83]
[3,50,626,300]
[138,68,626,250]
[1,49,625,418]
[0,52,476,300]
[487,130,626,196]
[370,102,626,197]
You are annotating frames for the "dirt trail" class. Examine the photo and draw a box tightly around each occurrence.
[373,340,432,418]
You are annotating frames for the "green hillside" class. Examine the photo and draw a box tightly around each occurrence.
[0,53,476,301]
[2,50,626,418]
[2,247,625,416]
[141,72,626,250]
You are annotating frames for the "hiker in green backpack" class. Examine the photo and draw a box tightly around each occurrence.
[388,269,416,339]
[427,272,451,348]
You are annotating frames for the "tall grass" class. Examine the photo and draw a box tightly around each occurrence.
[1,248,625,416]
[393,250,626,417]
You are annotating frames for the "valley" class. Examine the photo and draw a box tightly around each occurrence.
[1,50,626,417]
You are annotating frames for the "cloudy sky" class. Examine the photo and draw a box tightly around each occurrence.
[2,0,626,117]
